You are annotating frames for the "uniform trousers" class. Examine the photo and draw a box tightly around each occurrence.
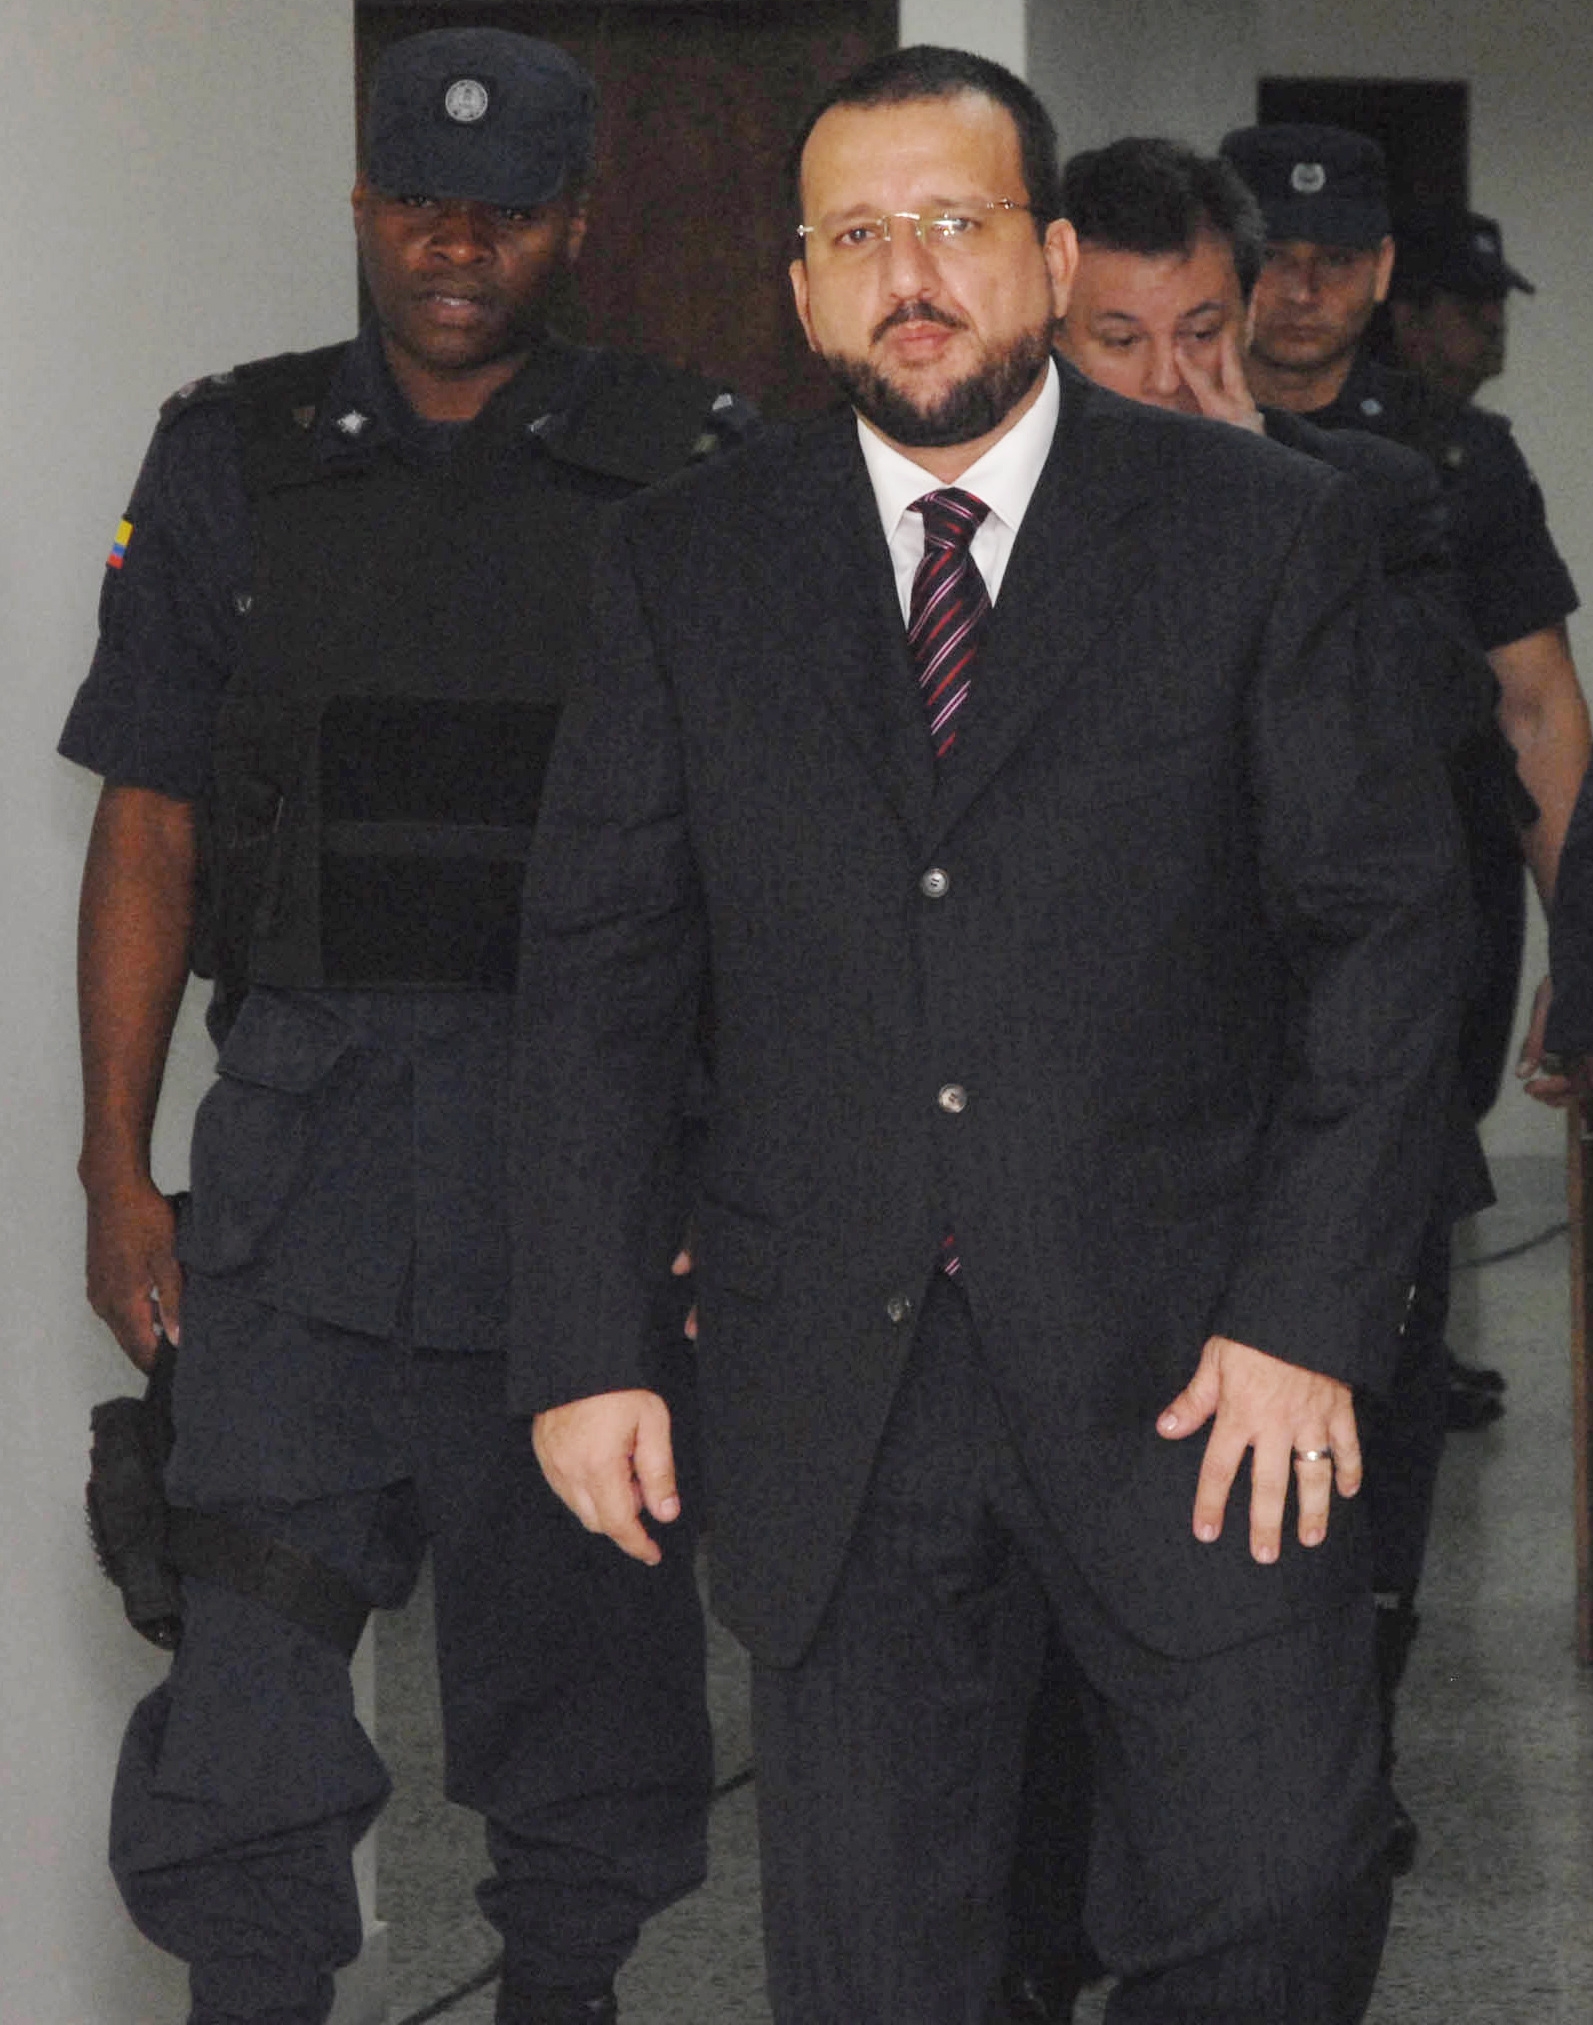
[751,1275,1392,2025]
[111,1275,711,2025]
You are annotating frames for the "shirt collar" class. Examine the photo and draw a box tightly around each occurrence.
[856,356,1060,542]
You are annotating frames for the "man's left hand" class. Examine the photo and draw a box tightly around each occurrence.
[532,1389,680,1565]
[1157,1335,1361,1562]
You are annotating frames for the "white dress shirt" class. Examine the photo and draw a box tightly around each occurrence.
[856,357,1061,622]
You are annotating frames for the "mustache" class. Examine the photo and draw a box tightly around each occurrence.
[871,300,966,345]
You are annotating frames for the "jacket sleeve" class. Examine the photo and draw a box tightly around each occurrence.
[1211,472,1470,1392]
[509,510,707,1417]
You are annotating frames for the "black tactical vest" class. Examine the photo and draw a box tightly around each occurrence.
[201,338,725,992]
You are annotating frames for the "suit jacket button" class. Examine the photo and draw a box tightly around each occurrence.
[885,1293,912,1324]
[937,1083,968,1115]
[920,866,950,899]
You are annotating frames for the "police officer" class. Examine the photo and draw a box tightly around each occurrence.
[62,29,746,2025]
[1219,116,1587,1874]
[1222,124,1586,1133]
[1387,208,1534,409]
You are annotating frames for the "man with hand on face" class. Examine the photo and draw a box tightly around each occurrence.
[1222,123,1587,1152]
[516,46,1465,2024]
[61,29,742,2025]
[1055,135,1491,741]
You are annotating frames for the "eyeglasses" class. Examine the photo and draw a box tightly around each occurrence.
[797,200,1037,260]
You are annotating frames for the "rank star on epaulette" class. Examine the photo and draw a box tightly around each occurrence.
[335,408,372,439]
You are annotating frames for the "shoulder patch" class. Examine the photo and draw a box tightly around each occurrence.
[105,516,133,570]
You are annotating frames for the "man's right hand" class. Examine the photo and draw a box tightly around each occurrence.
[86,1177,181,1371]
[532,1388,680,1565]
[76,784,198,1372]
[1177,323,1266,434]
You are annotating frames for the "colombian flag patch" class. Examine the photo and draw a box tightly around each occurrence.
[107,517,133,570]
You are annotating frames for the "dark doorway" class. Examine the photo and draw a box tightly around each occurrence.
[1256,77,1469,221]
[358,0,898,416]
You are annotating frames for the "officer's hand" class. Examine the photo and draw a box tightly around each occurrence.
[1158,1334,1361,1563]
[533,1389,679,1565]
[85,1177,181,1372]
[1518,974,1580,1106]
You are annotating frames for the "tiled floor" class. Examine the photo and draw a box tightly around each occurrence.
[373,1156,1593,2023]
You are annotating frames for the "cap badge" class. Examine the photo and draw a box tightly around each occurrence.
[1474,230,1497,254]
[1290,161,1328,195]
[444,77,489,124]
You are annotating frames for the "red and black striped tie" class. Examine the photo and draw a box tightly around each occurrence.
[907,486,991,762]
[908,489,990,1281]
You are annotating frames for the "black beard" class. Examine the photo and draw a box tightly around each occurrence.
[820,322,1055,448]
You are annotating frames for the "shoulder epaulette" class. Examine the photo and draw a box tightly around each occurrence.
[228,344,352,493]
[157,368,241,430]
[545,350,754,486]
[156,347,350,462]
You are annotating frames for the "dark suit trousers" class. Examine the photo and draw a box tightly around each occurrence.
[751,1276,1392,2025]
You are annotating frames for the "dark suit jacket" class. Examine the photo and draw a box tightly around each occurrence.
[513,364,1467,1668]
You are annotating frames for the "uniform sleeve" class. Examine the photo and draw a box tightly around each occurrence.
[57,396,248,800]
[1547,770,1593,1056]
[1447,415,1579,652]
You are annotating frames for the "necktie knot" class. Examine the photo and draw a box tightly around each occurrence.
[914,486,990,554]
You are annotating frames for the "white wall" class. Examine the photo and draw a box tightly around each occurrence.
[1028,0,1592,1160]
[899,0,1027,73]
[1028,0,1256,159]
[0,5,354,2018]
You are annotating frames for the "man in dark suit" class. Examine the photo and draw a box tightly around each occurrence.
[512,46,1466,2025]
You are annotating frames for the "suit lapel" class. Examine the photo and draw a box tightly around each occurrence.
[763,412,935,837]
[929,368,1161,844]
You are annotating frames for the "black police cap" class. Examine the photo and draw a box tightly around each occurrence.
[1392,208,1535,298]
[365,28,596,210]
[1219,123,1390,249]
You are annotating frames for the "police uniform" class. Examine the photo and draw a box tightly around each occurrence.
[62,218,750,2025]
[1302,350,1579,1115]
[1213,119,1581,1884]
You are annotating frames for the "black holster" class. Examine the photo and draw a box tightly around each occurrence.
[87,1341,370,1659]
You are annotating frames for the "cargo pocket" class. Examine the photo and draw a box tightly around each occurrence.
[181,992,356,1277]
